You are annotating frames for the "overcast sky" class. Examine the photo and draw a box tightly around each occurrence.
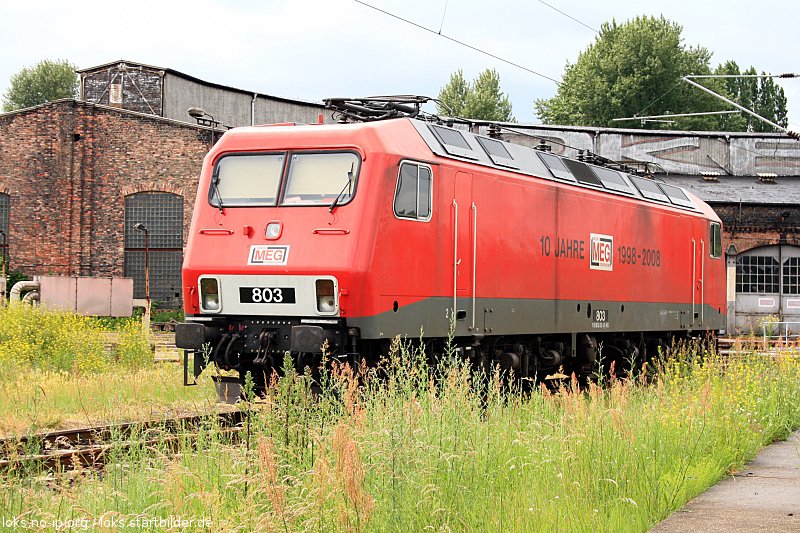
[1,0,798,130]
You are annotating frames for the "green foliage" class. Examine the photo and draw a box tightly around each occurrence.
[2,59,79,112]
[0,305,151,373]
[535,16,789,132]
[4,270,28,296]
[151,306,184,323]
[437,68,515,122]
[705,62,789,132]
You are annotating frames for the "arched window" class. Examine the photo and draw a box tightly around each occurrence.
[124,192,183,307]
[735,244,800,295]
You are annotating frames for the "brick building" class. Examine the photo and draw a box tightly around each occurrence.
[0,99,211,306]
[0,60,328,307]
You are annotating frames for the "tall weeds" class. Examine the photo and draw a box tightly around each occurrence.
[3,339,800,531]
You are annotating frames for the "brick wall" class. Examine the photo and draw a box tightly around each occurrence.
[0,100,210,279]
[713,203,800,253]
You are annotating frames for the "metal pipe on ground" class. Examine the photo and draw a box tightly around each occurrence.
[9,280,39,305]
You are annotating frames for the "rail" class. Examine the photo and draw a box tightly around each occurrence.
[0,410,243,472]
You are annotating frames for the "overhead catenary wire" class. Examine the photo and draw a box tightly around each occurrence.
[683,75,799,139]
[613,110,742,123]
[535,0,598,34]
[437,0,449,34]
[353,0,561,85]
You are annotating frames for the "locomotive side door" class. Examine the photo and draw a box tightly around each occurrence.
[691,218,706,328]
[452,170,474,330]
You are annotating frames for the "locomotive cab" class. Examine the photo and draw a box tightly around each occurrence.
[176,124,381,385]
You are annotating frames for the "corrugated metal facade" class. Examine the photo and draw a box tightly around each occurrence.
[496,126,800,177]
[80,60,327,129]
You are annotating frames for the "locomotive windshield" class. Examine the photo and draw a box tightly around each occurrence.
[209,151,360,207]
[282,152,360,206]
[211,153,284,206]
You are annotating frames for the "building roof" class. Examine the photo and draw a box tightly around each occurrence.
[77,59,326,110]
[477,119,798,141]
[0,98,215,132]
[662,175,800,205]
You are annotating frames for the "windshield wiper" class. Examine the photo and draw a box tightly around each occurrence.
[210,169,224,214]
[329,162,354,213]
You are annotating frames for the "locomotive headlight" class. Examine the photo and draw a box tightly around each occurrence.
[199,277,221,312]
[315,279,336,313]
[265,222,282,240]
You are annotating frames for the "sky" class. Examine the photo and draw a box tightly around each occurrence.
[1,0,798,130]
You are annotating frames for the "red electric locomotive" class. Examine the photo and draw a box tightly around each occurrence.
[176,98,726,387]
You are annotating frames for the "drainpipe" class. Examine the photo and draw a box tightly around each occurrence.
[9,280,40,305]
[251,93,258,125]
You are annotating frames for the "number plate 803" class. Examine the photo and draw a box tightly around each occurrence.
[239,287,296,304]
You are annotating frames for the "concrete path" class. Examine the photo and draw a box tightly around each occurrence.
[652,430,800,532]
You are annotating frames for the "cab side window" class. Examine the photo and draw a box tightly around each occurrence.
[710,222,722,258]
[394,162,432,221]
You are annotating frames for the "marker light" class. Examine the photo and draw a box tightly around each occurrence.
[266,222,282,240]
[200,278,220,312]
[315,279,336,313]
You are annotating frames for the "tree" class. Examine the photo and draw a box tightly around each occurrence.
[534,16,789,132]
[707,62,788,132]
[437,68,514,122]
[2,59,78,112]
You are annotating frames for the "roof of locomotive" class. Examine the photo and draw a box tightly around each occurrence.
[407,119,714,217]
[212,117,718,220]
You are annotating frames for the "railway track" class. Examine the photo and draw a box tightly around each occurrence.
[0,410,244,472]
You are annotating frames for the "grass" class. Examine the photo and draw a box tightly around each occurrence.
[0,365,218,435]
[0,304,218,435]
[2,339,799,531]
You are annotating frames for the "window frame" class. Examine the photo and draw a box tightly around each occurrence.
[124,191,184,306]
[209,152,286,208]
[736,255,780,294]
[709,222,722,259]
[782,257,800,295]
[279,150,362,207]
[393,160,433,222]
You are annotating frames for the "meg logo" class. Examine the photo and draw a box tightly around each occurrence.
[248,245,290,266]
[590,234,613,271]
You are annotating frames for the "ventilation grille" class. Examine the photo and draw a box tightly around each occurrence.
[476,136,512,159]
[430,124,470,149]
